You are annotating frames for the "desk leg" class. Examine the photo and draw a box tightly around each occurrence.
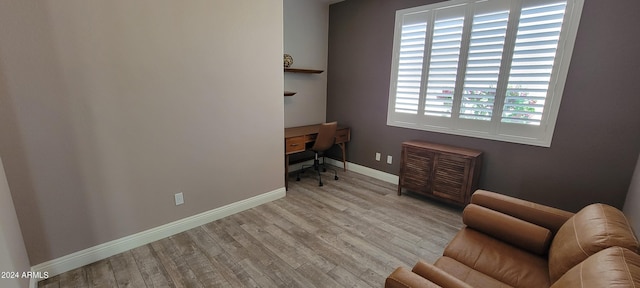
[339,143,347,172]
[285,154,289,190]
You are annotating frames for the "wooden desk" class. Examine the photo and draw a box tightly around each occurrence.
[285,124,351,190]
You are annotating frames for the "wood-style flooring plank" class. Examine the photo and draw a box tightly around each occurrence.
[295,262,342,287]
[150,237,203,288]
[130,244,175,287]
[109,251,147,288]
[38,167,463,288]
[359,268,389,288]
[85,259,117,288]
[328,265,372,288]
[37,275,60,288]
[235,258,282,287]
[239,222,307,270]
[211,251,257,287]
[262,258,317,288]
[57,267,88,287]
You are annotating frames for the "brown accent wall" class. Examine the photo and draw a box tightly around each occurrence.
[327,0,640,211]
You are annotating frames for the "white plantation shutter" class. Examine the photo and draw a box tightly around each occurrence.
[395,21,427,114]
[388,0,583,147]
[502,2,567,125]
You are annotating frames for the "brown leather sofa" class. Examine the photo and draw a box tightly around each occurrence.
[386,190,640,288]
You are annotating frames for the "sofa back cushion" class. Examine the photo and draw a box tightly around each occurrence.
[548,203,639,283]
[550,247,640,287]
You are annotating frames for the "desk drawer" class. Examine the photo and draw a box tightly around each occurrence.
[306,134,317,142]
[335,129,350,143]
[285,136,306,154]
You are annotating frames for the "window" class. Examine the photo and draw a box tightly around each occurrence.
[387,0,584,147]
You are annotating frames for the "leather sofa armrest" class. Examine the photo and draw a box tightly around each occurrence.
[412,260,473,288]
[471,190,574,235]
[550,246,640,287]
[385,267,442,288]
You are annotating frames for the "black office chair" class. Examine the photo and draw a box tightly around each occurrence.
[296,121,339,187]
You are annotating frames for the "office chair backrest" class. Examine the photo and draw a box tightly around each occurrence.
[311,122,338,152]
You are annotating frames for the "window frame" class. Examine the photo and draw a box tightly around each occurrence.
[386,0,584,147]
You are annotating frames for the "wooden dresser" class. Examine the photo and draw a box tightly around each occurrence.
[398,140,482,206]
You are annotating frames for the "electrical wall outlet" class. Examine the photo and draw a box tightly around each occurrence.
[174,192,184,205]
[387,155,393,164]
[375,152,381,161]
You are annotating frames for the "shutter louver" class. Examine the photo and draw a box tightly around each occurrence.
[395,22,427,115]
[424,17,465,118]
[502,2,567,125]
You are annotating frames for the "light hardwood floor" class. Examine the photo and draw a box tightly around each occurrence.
[38,167,463,288]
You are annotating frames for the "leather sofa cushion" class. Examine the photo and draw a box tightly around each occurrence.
[548,203,639,283]
[463,204,552,255]
[434,257,511,288]
[443,228,550,288]
[550,246,640,287]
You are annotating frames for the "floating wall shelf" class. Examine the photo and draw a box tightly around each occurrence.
[284,68,324,74]
[284,67,324,97]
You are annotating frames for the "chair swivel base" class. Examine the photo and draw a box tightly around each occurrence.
[296,159,338,187]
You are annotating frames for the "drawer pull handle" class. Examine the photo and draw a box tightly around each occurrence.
[290,144,298,146]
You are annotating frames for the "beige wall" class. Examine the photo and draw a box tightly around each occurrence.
[0,158,30,288]
[284,0,329,127]
[0,0,283,265]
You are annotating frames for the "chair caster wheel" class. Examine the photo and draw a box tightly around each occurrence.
[319,182,323,187]
[323,168,327,172]
[334,176,339,180]
[296,177,300,181]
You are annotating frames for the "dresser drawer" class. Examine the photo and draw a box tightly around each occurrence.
[285,136,306,154]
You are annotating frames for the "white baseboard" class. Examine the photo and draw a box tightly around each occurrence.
[289,159,398,185]
[324,159,399,184]
[29,187,286,286]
